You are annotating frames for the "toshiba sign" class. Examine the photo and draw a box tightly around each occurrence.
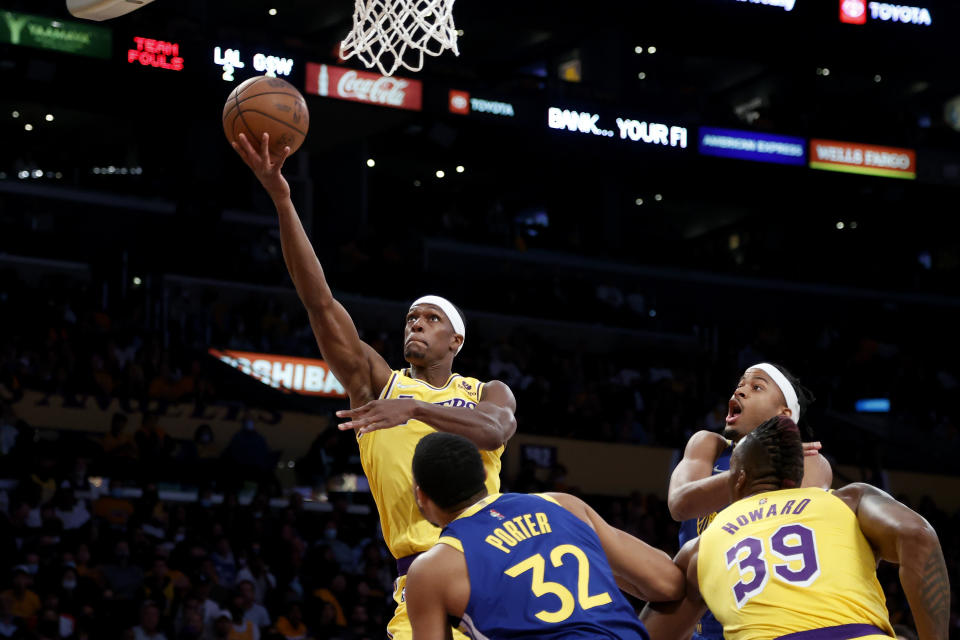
[209,349,347,398]
[305,62,422,111]
[809,139,916,179]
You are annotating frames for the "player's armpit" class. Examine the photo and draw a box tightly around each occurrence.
[667,430,730,521]
[800,452,832,489]
[406,553,456,640]
[547,492,684,601]
[639,541,706,640]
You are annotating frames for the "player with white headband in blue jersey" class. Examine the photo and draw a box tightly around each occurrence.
[665,362,834,640]
[232,131,517,640]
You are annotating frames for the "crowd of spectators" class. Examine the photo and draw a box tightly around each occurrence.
[3,264,960,473]
[0,401,956,640]
[1,265,960,638]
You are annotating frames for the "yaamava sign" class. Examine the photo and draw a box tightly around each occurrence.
[0,10,111,59]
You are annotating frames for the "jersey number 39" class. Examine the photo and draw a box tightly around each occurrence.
[504,544,613,623]
[725,524,821,608]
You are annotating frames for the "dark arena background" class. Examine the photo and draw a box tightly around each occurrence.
[1,0,959,638]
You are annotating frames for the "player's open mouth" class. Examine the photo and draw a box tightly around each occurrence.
[726,399,743,424]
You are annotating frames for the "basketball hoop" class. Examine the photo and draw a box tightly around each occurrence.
[339,0,459,77]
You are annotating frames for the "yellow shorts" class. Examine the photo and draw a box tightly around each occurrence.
[387,574,470,640]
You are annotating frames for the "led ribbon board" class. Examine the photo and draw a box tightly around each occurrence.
[0,10,111,59]
[809,138,916,179]
[547,106,688,149]
[209,349,347,398]
[699,127,806,165]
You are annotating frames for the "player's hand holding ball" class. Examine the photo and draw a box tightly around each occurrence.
[232,131,291,202]
[224,75,310,201]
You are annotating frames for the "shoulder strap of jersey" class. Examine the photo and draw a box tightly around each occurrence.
[533,493,562,507]
[378,370,400,399]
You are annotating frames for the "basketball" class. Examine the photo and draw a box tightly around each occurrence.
[222,75,309,157]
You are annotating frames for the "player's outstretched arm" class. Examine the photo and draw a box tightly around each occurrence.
[667,430,732,521]
[338,380,517,449]
[233,132,391,403]
[547,493,684,602]
[639,540,708,640]
[835,483,948,640]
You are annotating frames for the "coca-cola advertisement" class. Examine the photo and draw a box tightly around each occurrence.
[305,62,422,111]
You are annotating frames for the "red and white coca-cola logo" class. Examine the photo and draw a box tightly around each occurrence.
[337,70,408,106]
[840,0,867,23]
[304,62,423,111]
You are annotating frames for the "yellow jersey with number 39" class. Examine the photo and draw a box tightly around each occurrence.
[698,487,894,640]
[358,368,504,559]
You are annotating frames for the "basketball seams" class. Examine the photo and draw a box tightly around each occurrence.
[234,91,306,108]
[240,109,308,138]
[223,76,308,154]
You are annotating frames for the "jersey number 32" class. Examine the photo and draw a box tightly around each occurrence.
[504,544,613,623]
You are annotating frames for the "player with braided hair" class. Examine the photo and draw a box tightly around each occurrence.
[669,363,833,640]
[642,416,949,640]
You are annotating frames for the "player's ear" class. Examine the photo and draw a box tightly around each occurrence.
[450,334,463,353]
[734,468,747,499]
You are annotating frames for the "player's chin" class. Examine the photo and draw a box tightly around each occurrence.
[722,426,743,441]
[404,346,427,362]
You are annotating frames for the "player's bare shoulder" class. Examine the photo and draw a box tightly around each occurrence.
[683,429,729,459]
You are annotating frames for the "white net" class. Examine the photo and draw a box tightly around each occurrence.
[340,0,459,77]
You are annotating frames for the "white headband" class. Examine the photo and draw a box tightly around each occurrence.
[410,295,465,353]
[748,363,801,425]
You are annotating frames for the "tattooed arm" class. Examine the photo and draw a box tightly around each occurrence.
[834,483,948,640]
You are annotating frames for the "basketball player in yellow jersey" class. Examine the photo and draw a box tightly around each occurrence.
[641,416,948,640]
[232,133,517,640]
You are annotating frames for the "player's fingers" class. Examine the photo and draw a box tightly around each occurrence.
[275,146,292,171]
[802,441,822,455]
[336,404,371,418]
[358,421,386,436]
[338,415,376,430]
[260,132,272,168]
[235,133,260,164]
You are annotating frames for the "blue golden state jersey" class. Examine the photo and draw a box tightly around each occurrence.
[678,439,733,640]
[439,493,649,640]
[698,488,894,640]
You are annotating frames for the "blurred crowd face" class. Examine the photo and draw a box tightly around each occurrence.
[140,603,160,632]
[239,581,255,607]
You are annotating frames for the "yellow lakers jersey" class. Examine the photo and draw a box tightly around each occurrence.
[698,487,894,640]
[358,369,504,559]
